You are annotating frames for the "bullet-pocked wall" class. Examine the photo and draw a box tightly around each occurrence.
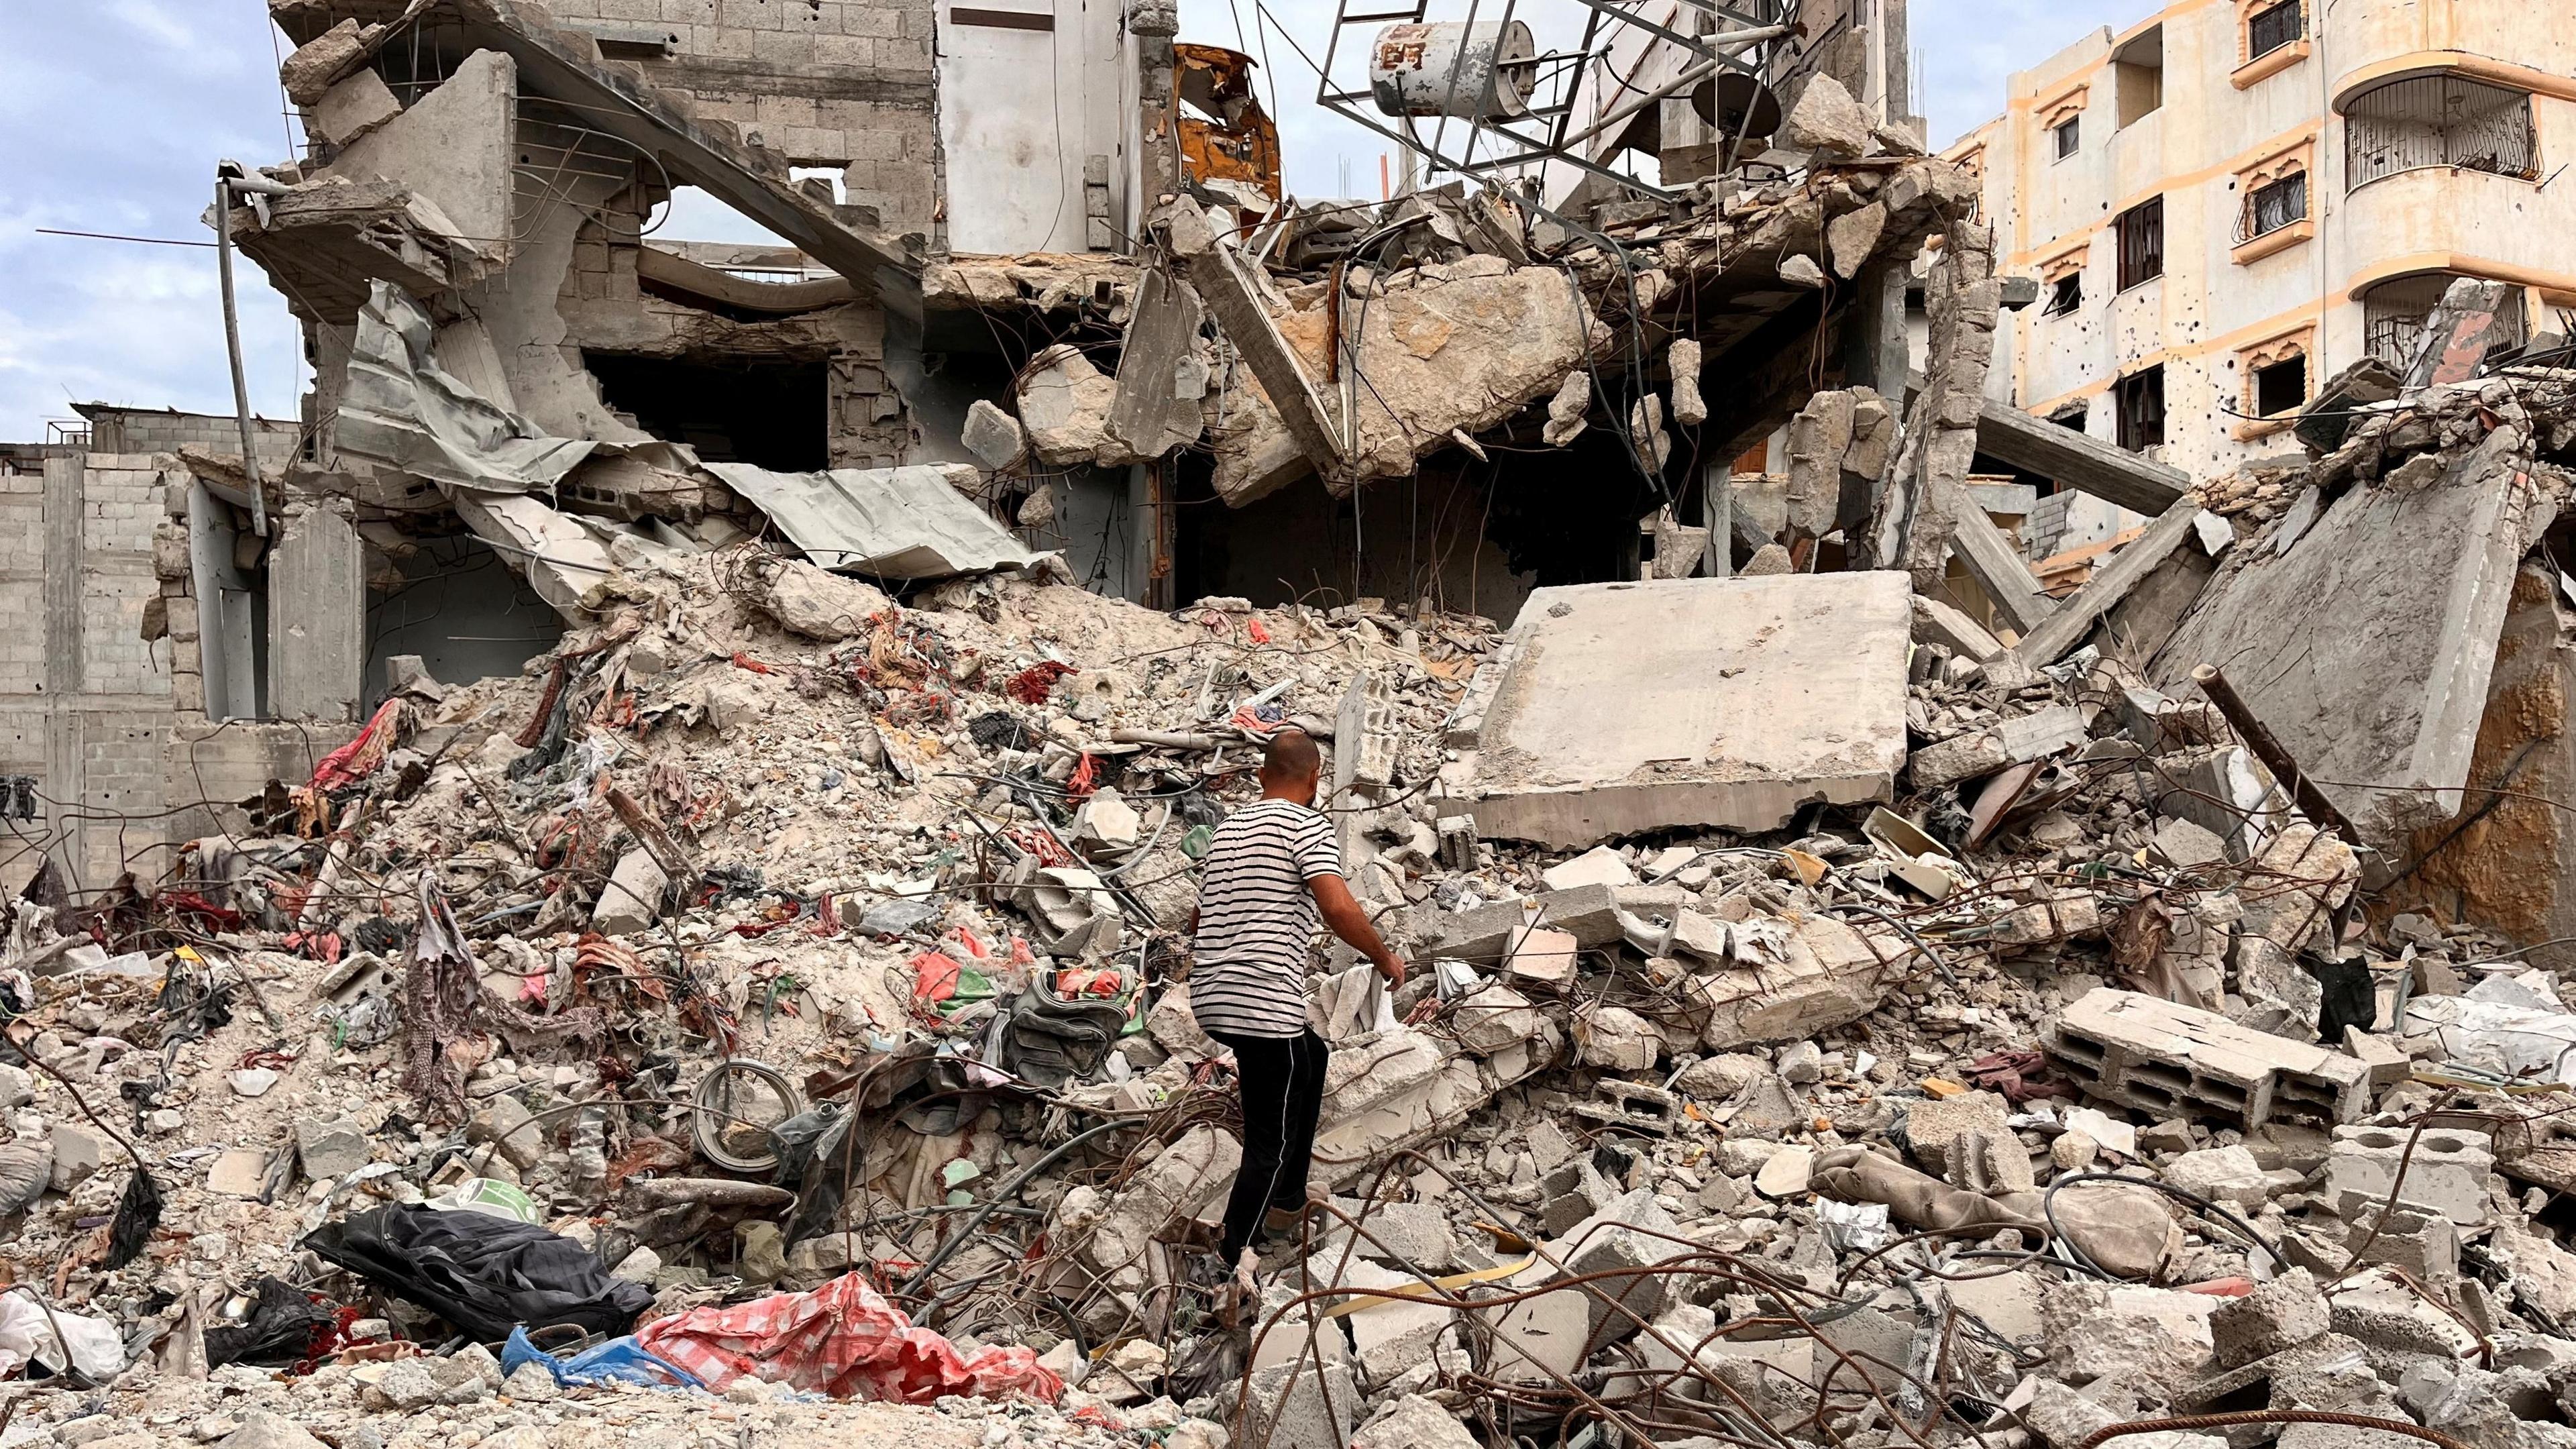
[1955,0,2576,502]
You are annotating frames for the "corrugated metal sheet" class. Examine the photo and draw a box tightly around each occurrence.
[705,462,1044,579]
[336,283,598,494]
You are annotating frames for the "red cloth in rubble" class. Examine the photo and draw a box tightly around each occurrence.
[311,698,405,790]
[633,1273,1062,1404]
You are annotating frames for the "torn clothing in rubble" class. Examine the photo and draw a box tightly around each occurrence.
[1213,1026,1331,1260]
[303,1203,651,1342]
[632,1272,1061,1403]
[1187,798,1340,1038]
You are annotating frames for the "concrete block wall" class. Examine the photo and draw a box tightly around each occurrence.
[81,409,301,468]
[80,457,178,703]
[545,0,943,240]
[0,453,181,896]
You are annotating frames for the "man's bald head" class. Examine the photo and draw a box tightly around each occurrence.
[1259,727,1322,793]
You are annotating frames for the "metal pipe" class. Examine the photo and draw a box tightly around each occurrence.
[2190,663,2363,845]
[213,162,270,539]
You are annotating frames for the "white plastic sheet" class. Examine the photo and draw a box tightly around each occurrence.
[0,1293,126,1381]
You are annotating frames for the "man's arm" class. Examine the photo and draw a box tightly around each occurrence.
[1309,873,1405,985]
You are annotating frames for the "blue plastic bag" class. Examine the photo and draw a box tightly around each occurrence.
[501,1326,706,1392]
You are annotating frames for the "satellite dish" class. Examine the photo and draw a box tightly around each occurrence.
[1693,70,1782,140]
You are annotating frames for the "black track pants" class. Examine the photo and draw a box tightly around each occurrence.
[1210,1027,1332,1260]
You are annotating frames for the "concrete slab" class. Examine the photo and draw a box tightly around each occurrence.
[323,50,517,264]
[2150,430,2557,849]
[1441,575,1911,847]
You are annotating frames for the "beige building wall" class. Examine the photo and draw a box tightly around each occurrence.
[1951,0,2576,547]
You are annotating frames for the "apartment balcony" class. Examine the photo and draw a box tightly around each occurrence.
[2335,161,2573,307]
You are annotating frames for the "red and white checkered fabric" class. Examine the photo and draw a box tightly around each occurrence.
[634,1273,1061,1404]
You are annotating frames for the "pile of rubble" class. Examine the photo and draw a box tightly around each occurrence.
[14,3,2576,1442]
[13,338,2576,1449]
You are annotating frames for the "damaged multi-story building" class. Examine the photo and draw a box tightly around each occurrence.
[7,0,1996,894]
[1949,0,2575,561]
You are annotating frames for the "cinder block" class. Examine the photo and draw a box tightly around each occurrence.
[2043,987,2369,1128]
[2326,1124,2494,1226]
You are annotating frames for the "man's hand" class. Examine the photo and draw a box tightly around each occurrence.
[1312,873,1405,988]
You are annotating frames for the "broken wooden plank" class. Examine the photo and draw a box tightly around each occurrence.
[1944,486,2057,637]
[1975,398,2189,516]
[1161,203,1345,477]
[2008,501,2204,668]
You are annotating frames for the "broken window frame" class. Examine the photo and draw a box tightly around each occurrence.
[2043,271,2084,317]
[2114,366,2166,451]
[2246,0,2304,62]
[2237,170,2309,241]
[2251,352,2308,417]
[2116,197,2165,291]
[2345,74,2538,191]
[2052,116,2081,161]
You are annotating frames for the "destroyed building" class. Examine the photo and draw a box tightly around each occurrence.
[11,2,2576,1449]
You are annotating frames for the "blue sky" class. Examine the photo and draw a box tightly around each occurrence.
[0,0,2139,441]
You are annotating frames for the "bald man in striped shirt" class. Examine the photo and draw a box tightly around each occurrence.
[1187,728,1406,1293]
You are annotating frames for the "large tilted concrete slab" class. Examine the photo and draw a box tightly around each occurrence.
[2149,429,2555,849]
[1439,574,1912,847]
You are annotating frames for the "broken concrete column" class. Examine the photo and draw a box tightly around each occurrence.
[1784,390,1856,549]
[1542,372,1590,446]
[1162,203,1343,478]
[1862,219,2003,602]
[1668,338,1705,427]
[1106,268,1209,460]
[266,497,366,724]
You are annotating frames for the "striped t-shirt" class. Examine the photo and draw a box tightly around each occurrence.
[1187,798,1342,1038]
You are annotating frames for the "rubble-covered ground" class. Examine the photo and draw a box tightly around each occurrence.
[9,370,2576,1449]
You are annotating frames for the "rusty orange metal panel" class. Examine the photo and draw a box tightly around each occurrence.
[1173,43,1281,199]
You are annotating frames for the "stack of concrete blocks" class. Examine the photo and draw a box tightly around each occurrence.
[2043,987,2371,1129]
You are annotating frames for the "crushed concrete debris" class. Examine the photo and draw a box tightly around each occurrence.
[11,3,2576,1448]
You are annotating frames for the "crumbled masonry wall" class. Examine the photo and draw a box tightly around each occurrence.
[535,0,942,239]
[76,407,302,469]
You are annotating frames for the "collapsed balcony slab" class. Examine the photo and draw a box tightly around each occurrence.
[2149,428,2557,849]
[1437,574,1911,848]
